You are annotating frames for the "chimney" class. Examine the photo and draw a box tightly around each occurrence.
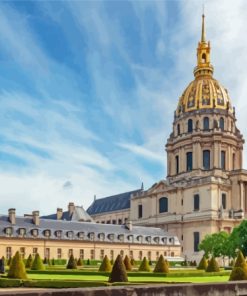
[125,220,132,231]
[68,202,75,215]
[56,208,63,220]
[8,208,16,225]
[32,211,40,226]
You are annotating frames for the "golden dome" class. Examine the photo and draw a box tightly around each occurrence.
[176,15,233,116]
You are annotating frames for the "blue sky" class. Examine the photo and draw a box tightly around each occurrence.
[0,0,247,215]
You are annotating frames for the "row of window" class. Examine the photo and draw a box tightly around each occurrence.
[175,150,229,174]
[177,117,226,135]
[193,193,227,211]
[138,197,169,219]
[5,247,176,261]
[96,218,128,225]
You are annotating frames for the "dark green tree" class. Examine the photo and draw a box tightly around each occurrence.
[153,255,169,273]
[197,256,208,270]
[108,254,128,283]
[123,255,132,271]
[66,254,77,269]
[138,257,151,272]
[206,257,220,272]
[8,251,27,279]
[25,254,33,268]
[77,258,83,266]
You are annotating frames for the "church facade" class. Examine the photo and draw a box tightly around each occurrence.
[88,15,247,261]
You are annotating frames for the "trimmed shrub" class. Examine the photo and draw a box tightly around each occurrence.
[66,254,77,269]
[99,255,112,272]
[108,254,128,283]
[206,257,220,272]
[87,259,90,265]
[77,258,83,266]
[197,256,208,270]
[2,256,6,266]
[31,253,45,271]
[153,255,169,273]
[123,255,132,271]
[0,257,5,274]
[138,257,151,272]
[234,251,247,270]
[130,258,136,266]
[7,256,12,266]
[8,251,27,279]
[25,254,33,269]
[0,278,22,288]
[51,258,55,266]
[229,266,247,281]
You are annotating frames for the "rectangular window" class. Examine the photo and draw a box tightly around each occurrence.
[33,248,38,257]
[194,194,200,211]
[222,193,227,210]
[110,250,114,260]
[57,248,62,259]
[176,155,179,174]
[45,248,50,259]
[203,150,210,170]
[68,249,73,257]
[118,219,122,225]
[6,247,12,259]
[90,249,95,260]
[194,232,200,252]
[20,247,25,259]
[100,250,104,260]
[156,251,159,261]
[221,151,226,170]
[138,204,143,218]
[106,220,110,224]
[186,152,193,172]
[139,251,143,260]
[80,249,84,259]
[129,250,133,259]
[112,219,116,224]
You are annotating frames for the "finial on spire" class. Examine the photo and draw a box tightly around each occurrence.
[201,13,206,43]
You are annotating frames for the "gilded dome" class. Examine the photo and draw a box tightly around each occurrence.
[176,77,233,116]
[176,14,233,116]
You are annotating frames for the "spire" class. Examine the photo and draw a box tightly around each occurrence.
[201,14,206,43]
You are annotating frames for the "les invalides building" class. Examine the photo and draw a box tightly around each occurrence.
[88,15,247,261]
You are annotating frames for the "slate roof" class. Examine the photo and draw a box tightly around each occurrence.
[41,206,93,222]
[0,215,180,246]
[87,189,142,215]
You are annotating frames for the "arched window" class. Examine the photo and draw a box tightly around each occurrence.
[203,150,210,170]
[202,53,206,63]
[159,197,168,213]
[219,117,224,130]
[188,119,193,133]
[203,117,209,130]
[177,124,180,136]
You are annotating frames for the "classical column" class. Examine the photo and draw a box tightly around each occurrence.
[240,181,244,210]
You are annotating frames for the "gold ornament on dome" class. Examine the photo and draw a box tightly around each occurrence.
[176,14,233,116]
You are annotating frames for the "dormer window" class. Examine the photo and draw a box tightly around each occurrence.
[146,236,151,243]
[31,229,39,237]
[67,231,73,239]
[118,234,124,242]
[78,232,84,239]
[154,237,160,244]
[137,235,143,243]
[5,227,13,237]
[55,230,62,238]
[98,233,105,241]
[88,232,95,241]
[108,234,114,241]
[44,230,51,238]
[127,235,133,242]
[18,228,26,237]
[162,237,167,244]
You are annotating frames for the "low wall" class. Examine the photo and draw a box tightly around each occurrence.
[1,282,247,296]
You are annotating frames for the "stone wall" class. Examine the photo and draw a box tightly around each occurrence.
[1,282,247,296]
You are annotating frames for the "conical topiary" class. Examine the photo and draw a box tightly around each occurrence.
[108,254,128,283]
[206,257,220,272]
[25,254,33,269]
[31,253,45,270]
[8,251,27,279]
[138,257,151,272]
[1,256,6,266]
[7,257,12,266]
[153,254,169,273]
[77,258,83,266]
[67,254,77,269]
[229,251,247,281]
[123,255,132,271]
[51,258,55,265]
[130,258,135,266]
[99,255,112,272]
[197,256,208,270]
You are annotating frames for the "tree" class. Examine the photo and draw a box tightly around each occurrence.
[31,253,45,270]
[130,258,136,266]
[197,256,208,270]
[25,254,33,268]
[99,255,112,272]
[138,257,151,272]
[228,220,247,257]
[108,254,128,283]
[123,255,132,271]
[206,257,220,272]
[8,251,27,279]
[77,258,83,266]
[67,254,77,269]
[153,255,169,273]
[229,251,247,281]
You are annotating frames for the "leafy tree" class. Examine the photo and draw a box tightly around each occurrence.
[108,254,128,283]
[67,254,77,269]
[31,253,45,270]
[228,220,247,257]
[139,257,151,272]
[123,255,132,271]
[25,254,33,268]
[153,255,169,273]
[99,255,112,272]
[8,251,27,279]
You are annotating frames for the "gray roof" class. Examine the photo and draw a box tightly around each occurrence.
[0,215,180,246]
[41,206,93,222]
[87,189,142,215]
